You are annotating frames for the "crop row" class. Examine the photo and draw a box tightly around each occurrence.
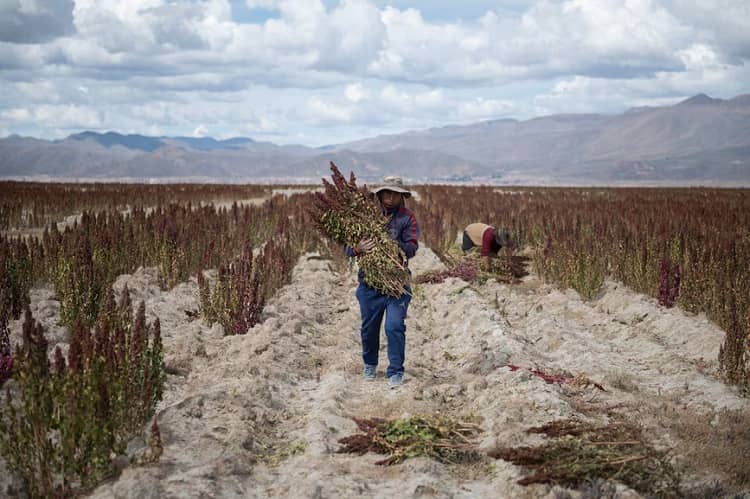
[0,189,325,495]
[412,185,750,389]
[0,181,273,230]
[0,179,748,498]
[1,181,748,389]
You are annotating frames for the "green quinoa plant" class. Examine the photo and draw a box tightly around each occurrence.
[337,414,482,465]
[313,163,410,297]
[570,252,605,301]
[0,308,57,497]
[489,419,682,497]
[52,233,105,328]
[3,182,749,390]
[0,236,33,320]
[0,288,164,496]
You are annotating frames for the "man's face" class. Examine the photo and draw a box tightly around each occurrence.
[379,190,402,210]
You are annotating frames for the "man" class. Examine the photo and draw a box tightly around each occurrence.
[345,176,419,388]
[462,223,511,271]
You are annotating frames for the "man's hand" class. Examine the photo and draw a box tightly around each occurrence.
[354,238,376,255]
[483,255,490,272]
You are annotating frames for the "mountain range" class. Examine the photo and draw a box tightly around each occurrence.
[1,93,749,185]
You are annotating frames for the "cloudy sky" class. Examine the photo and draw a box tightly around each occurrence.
[1,0,749,146]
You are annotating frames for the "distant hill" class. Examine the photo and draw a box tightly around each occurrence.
[2,93,749,185]
[66,131,165,152]
[66,132,260,153]
[337,93,750,184]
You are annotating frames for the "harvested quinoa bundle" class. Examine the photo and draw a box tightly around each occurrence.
[313,162,410,297]
[415,258,480,284]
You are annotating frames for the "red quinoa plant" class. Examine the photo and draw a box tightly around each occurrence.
[198,248,258,335]
[0,317,12,388]
[0,236,33,319]
[0,287,164,496]
[198,215,311,334]
[0,180,272,230]
[0,281,14,387]
[3,182,749,391]
[413,185,750,390]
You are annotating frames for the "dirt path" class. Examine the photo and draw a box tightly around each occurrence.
[5,245,745,497]
[80,245,747,498]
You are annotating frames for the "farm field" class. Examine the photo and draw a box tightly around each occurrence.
[1,179,749,498]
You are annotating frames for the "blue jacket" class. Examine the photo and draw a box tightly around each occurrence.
[345,205,420,268]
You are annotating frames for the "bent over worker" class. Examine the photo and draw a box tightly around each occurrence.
[462,222,510,272]
[344,176,419,388]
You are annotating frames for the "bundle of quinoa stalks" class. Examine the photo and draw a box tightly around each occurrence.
[314,162,411,297]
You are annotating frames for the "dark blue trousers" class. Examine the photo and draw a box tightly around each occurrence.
[355,281,411,378]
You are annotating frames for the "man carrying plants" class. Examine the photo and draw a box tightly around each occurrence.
[462,222,511,272]
[345,176,419,388]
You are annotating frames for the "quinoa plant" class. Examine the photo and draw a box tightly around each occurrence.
[489,419,682,497]
[0,332,12,388]
[410,186,749,389]
[0,236,33,319]
[200,245,261,335]
[0,180,272,229]
[571,252,606,301]
[199,218,306,335]
[0,288,164,496]
[719,291,748,386]
[0,308,58,497]
[3,181,749,390]
[313,163,410,297]
[0,283,14,387]
[337,414,482,465]
[657,259,681,307]
[52,233,105,328]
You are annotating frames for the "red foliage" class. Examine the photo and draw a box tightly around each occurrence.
[0,303,12,387]
[658,259,680,308]
[507,364,606,391]
[0,354,12,387]
[415,259,480,284]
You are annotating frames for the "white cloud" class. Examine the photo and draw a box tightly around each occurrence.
[1,104,101,129]
[36,104,102,128]
[532,53,750,117]
[18,0,50,15]
[458,97,513,119]
[0,42,60,69]
[57,38,127,67]
[1,108,33,121]
[244,0,281,9]
[345,82,367,102]
[72,0,157,53]
[15,80,61,103]
[380,84,412,110]
[459,35,484,52]
[193,125,209,137]
[667,0,750,61]
[414,89,443,108]
[319,0,384,70]
[307,96,355,123]
[0,0,74,43]
[0,0,748,144]
[35,1,750,87]
[678,43,721,70]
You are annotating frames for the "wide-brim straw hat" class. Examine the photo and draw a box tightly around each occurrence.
[372,175,411,198]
